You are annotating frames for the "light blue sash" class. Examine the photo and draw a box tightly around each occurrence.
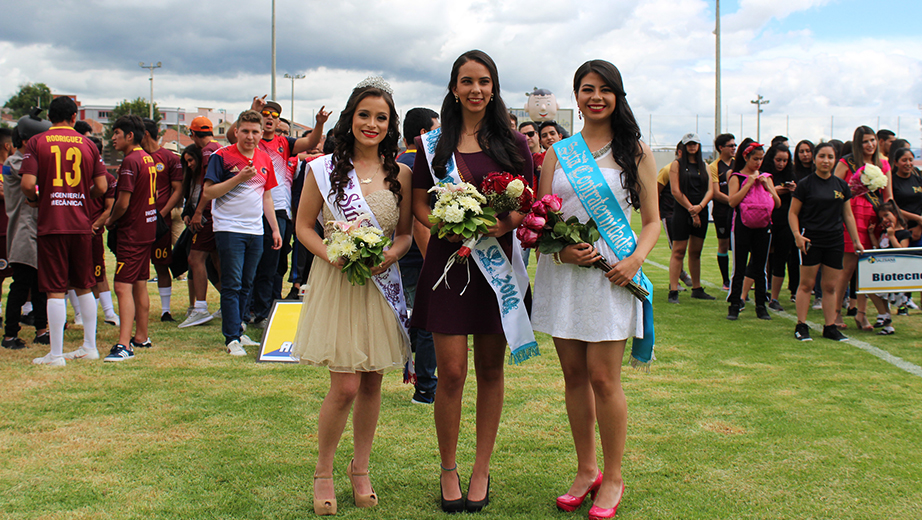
[553,134,655,366]
[421,128,539,365]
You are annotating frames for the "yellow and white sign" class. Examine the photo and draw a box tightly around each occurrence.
[256,301,301,363]
[857,248,922,294]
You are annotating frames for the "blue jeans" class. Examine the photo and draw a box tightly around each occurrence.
[251,215,290,321]
[216,231,263,345]
[399,263,437,396]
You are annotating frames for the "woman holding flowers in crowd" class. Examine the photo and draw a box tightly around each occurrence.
[411,50,533,513]
[833,125,891,330]
[530,60,659,519]
[293,78,413,515]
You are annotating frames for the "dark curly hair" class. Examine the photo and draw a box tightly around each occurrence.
[432,50,524,179]
[328,85,402,205]
[573,60,645,209]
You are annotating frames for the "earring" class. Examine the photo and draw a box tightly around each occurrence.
[454,95,459,103]
[490,93,494,101]
[578,110,582,120]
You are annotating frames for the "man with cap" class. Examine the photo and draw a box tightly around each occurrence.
[179,116,223,328]
[2,115,51,351]
[227,96,330,328]
[20,97,109,365]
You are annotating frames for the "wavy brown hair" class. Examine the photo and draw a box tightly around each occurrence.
[328,86,402,205]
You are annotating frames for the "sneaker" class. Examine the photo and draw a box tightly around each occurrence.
[822,325,849,342]
[794,323,812,341]
[811,297,823,310]
[104,314,120,326]
[74,314,83,326]
[178,309,214,328]
[104,344,135,362]
[285,287,300,300]
[33,331,50,345]
[240,321,247,333]
[768,299,784,312]
[739,300,746,311]
[32,353,66,366]
[161,312,176,322]
[726,305,740,321]
[756,306,772,320]
[680,271,693,288]
[20,311,35,326]
[676,285,686,292]
[411,391,435,404]
[897,306,909,316]
[877,325,895,336]
[2,337,27,350]
[906,299,919,310]
[130,337,152,349]
[251,318,268,329]
[226,340,246,357]
[691,288,715,300]
[64,345,100,360]
[239,334,259,346]
[722,283,730,291]
[790,293,797,303]
[212,309,222,320]
[667,290,679,304]
[873,316,891,328]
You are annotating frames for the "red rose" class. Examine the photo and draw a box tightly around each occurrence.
[516,226,540,248]
[523,212,546,230]
[531,200,548,217]
[541,194,563,212]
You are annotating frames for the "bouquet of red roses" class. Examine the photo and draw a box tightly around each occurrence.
[481,171,534,214]
[517,194,649,301]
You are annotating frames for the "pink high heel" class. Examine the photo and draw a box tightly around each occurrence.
[588,481,625,520]
[556,471,603,512]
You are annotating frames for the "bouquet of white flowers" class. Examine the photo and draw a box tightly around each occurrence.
[324,214,392,286]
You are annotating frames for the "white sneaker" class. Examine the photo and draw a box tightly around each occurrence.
[226,340,246,356]
[74,314,83,326]
[907,299,919,310]
[212,309,222,320]
[811,297,823,310]
[33,353,66,366]
[178,309,213,328]
[239,334,259,346]
[104,314,120,326]
[63,345,100,360]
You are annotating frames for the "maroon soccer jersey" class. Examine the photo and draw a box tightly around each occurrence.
[89,171,117,223]
[149,147,182,212]
[19,125,107,235]
[199,141,221,217]
[115,147,157,245]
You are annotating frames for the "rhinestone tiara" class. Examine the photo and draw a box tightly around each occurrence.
[355,76,393,96]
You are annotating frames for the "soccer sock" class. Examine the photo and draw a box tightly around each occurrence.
[67,289,81,319]
[47,298,66,358]
[194,300,208,312]
[22,301,33,315]
[99,291,116,316]
[717,253,730,284]
[77,293,98,352]
[159,287,172,315]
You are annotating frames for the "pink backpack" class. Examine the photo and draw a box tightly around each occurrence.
[734,172,774,228]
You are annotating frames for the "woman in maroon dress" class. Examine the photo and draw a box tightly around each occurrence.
[411,50,532,513]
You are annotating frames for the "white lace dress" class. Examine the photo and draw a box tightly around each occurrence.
[531,153,643,343]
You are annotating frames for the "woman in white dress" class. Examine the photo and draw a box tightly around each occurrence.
[532,60,660,520]
[293,78,413,515]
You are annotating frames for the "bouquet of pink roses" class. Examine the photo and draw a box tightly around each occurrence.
[517,194,649,300]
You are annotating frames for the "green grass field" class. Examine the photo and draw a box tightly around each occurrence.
[2,226,921,520]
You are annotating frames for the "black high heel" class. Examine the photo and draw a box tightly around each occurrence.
[464,474,490,513]
[440,464,464,514]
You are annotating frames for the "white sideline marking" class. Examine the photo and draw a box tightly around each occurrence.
[644,259,922,379]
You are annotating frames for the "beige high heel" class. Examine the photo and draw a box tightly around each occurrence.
[313,475,337,515]
[347,459,378,508]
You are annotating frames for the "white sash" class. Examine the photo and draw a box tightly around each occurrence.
[420,129,539,364]
[309,155,412,358]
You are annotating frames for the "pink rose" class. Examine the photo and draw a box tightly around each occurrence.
[531,200,547,217]
[523,212,546,230]
[541,194,563,212]
[516,227,540,248]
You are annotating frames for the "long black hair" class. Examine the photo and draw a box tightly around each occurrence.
[793,139,815,180]
[329,86,402,204]
[763,143,793,182]
[573,59,645,209]
[731,138,760,173]
[181,144,203,202]
[432,50,524,179]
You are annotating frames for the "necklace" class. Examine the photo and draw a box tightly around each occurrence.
[592,142,612,159]
[358,163,380,184]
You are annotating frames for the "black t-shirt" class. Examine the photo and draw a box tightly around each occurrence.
[712,159,732,215]
[771,167,796,224]
[892,173,922,228]
[884,228,912,247]
[792,173,851,247]
[678,161,707,205]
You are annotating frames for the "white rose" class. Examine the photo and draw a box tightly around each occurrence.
[506,179,525,198]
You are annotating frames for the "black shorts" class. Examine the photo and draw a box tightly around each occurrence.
[671,205,708,241]
[800,243,844,270]
[712,206,732,239]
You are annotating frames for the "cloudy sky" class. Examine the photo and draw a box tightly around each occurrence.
[2,0,920,149]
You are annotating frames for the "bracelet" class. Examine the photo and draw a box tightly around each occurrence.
[552,252,562,265]
[26,195,38,203]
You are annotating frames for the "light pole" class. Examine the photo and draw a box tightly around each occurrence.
[284,73,305,124]
[139,61,162,119]
[714,0,721,147]
[751,94,769,143]
[271,0,277,100]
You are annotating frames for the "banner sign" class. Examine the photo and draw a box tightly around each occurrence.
[857,247,922,294]
[255,300,302,363]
